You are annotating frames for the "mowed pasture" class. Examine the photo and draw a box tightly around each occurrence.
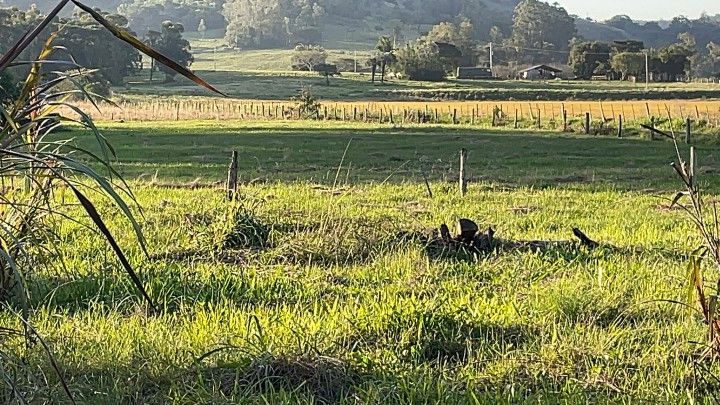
[8,120,720,402]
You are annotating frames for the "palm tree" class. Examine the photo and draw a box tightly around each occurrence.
[376,35,395,84]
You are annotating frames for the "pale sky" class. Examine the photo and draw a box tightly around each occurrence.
[553,0,720,21]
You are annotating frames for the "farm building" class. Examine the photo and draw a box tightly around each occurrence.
[456,66,493,79]
[518,65,563,80]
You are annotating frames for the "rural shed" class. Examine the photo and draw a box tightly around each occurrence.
[518,65,563,80]
[456,66,493,79]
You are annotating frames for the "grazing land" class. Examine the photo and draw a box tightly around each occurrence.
[7,120,720,402]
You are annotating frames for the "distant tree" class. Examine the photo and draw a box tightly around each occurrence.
[223,0,325,49]
[568,40,611,79]
[511,0,576,63]
[0,70,19,106]
[119,0,225,34]
[392,39,455,81]
[424,19,477,66]
[54,9,142,86]
[611,52,645,80]
[656,35,695,81]
[367,56,379,83]
[706,42,720,77]
[291,44,327,71]
[198,18,207,37]
[292,85,320,118]
[147,21,194,82]
[0,6,45,67]
[376,35,396,84]
[314,63,339,85]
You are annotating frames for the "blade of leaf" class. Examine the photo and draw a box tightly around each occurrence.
[68,184,157,312]
[70,0,225,96]
[0,0,70,71]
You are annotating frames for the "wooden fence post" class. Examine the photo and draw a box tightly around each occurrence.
[585,112,590,135]
[563,109,568,132]
[453,109,458,125]
[649,117,656,140]
[459,148,467,197]
[686,118,692,144]
[617,115,623,138]
[514,109,518,129]
[227,151,239,201]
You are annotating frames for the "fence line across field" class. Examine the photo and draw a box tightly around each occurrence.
[68,99,720,133]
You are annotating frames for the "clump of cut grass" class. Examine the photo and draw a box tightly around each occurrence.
[217,204,271,250]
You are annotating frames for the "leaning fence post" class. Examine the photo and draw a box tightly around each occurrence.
[459,148,467,197]
[686,118,692,144]
[227,150,239,201]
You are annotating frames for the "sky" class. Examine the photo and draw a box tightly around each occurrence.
[553,0,720,21]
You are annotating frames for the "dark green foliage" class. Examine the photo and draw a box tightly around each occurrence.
[290,44,327,71]
[568,41,611,80]
[292,85,320,118]
[223,0,325,49]
[55,9,141,85]
[393,40,457,81]
[0,6,45,65]
[511,0,576,63]
[145,21,194,82]
[0,70,19,105]
[118,0,225,33]
[220,206,270,249]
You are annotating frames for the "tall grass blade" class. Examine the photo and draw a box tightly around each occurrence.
[68,185,156,312]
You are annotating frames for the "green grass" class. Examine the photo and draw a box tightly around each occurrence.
[6,121,720,402]
[67,120,720,190]
[121,65,720,102]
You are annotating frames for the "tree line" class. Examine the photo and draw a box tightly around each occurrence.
[0,4,194,101]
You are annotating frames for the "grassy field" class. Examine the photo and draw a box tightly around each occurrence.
[63,120,720,188]
[5,120,720,402]
[122,54,720,102]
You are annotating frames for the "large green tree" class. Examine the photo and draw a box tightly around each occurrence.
[511,0,576,63]
[568,40,611,79]
[424,19,477,66]
[146,21,194,82]
[55,9,141,86]
[223,0,325,49]
[611,52,645,80]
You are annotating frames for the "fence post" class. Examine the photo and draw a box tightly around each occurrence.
[585,112,590,135]
[686,118,692,144]
[459,148,468,197]
[617,115,623,138]
[649,116,656,140]
[563,109,568,132]
[514,109,518,129]
[227,150,238,201]
[453,109,458,125]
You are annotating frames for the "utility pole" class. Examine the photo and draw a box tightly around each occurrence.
[644,50,649,90]
[489,42,494,75]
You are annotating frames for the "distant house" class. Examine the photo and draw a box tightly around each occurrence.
[456,67,493,80]
[518,65,563,80]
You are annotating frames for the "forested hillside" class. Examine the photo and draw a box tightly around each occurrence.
[2,0,719,51]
